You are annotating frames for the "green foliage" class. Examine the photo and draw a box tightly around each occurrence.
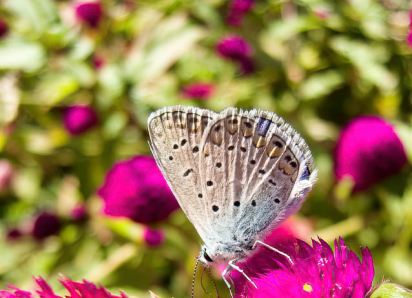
[0,0,411,297]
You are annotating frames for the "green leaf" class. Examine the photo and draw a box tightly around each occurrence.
[370,283,412,298]
[36,73,80,105]
[0,74,20,125]
[266,15,320,42]
[3,0,58,36]
[0,40,46,72]
[300,70,344,100]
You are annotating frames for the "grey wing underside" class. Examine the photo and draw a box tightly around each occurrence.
[148,106,217,244]
[199,108,317,245]
[148,106,317,247]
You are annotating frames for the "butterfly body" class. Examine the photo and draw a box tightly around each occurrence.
[148,106,317,266]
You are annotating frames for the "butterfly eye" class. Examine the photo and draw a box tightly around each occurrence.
[204,251,214,263]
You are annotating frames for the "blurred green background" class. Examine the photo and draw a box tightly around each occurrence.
[0,0,412,297]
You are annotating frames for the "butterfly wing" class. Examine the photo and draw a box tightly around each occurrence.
[197,108,317,249]
[149,106,317,259]
[148,106,217,243]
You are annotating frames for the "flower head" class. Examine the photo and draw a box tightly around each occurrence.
[0,276,129,298]
[0,19,9,39]
[75,2,103,28]
[92,53,105,69]
[181,83,214,100]
[143,227,165,247]
[234,237,374,298]
[6,228,23,241]
[264,217,313,247]
[63,105,98,136]
[216,36,255,74]
[227,0,254,26]
[32,212,61,240]
[334,116,407,192]
[0,159,13,192]
[70,203,87,221]
[216,36,253,60]
[98,156,179,224]
[408,31,412,48]
[238,57,255,75]
[409,11,412,47]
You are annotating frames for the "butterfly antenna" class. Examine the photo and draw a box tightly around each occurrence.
[206,266,220,298]
[200,266,215,298]
[191,257,200,298]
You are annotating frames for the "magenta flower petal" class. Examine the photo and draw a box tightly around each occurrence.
[6,228,22,241]
[0,277,130,298]
[98,156,179,224]
[334,116,407,192]
[32,212,61,240]
[70,204,87,221]
[1,286,34,298]
[143,227,165,247]
[234,237,374,298]
[34,277,60,298]
[238,57,255,75]
[181,83,214,100]
[409,11,412,47]
[75,2,102,28]
[216,36,253,60]
[0,159,13,191]
[0,19,9,39]
[92,53,105,69]
[63,105,98,136]
[227,0,254,26]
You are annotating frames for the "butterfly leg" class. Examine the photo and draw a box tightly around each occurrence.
[252,240,294,265]
[222,266,234,298]
[228,260,258,289]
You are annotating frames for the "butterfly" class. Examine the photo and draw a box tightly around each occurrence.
[148,106,317,295]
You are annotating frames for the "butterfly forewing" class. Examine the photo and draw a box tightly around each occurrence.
[148,106,216,241]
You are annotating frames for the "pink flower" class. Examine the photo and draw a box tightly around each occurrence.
[181,83,214,100]
[6,228,23,241]
[313,6,331,19]
[227,0,254,26]
[143,227,165,247]
[264,217,313,247]
[408,31,412,47]
[216,36,255,74]
[75,2,103,28]
[234,237,374,298]
[0,276,130,298]
[238,57,255,75]
[0,19,9,39]
[98,156,179,224]
[70,203,87,221]
[92,53,105,69]
[63,105,98,136]
[216,36,253,60]
[409,11,412,47]
[32,212,61,240]
[334,116,407,192]
[0,159,13,192]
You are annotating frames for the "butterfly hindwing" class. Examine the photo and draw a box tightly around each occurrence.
[198,108,316,245]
